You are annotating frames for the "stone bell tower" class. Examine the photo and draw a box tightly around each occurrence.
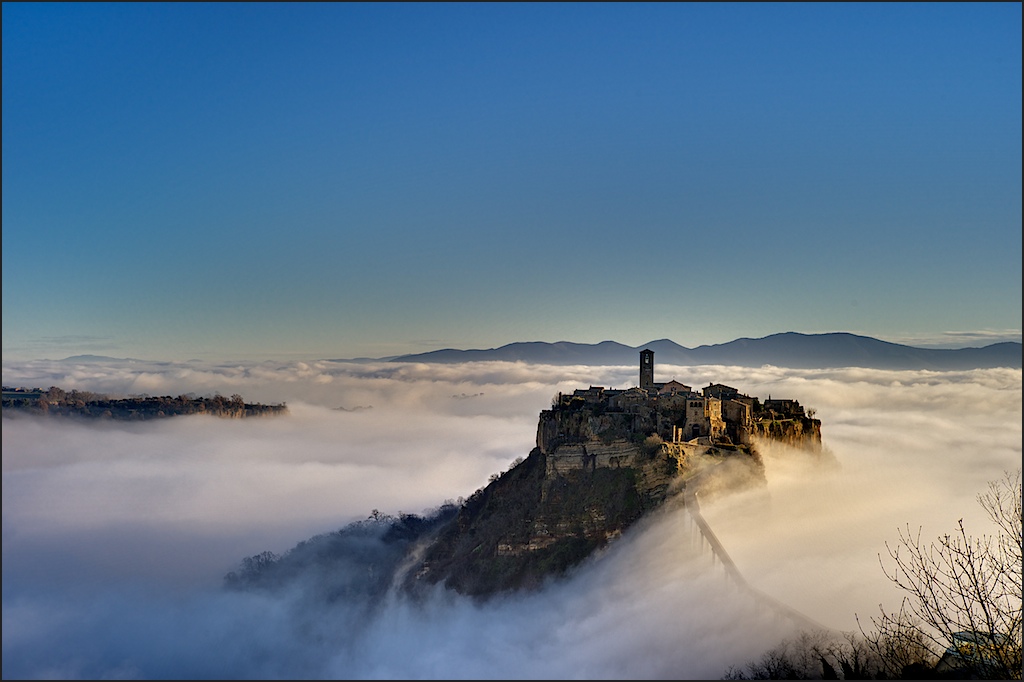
[640,349,654,390]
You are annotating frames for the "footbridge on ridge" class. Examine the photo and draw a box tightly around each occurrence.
[681,469,833,635]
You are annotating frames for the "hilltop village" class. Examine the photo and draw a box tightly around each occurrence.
[227,350,825,601]
[537,349,821,462]
[401,350,823,595]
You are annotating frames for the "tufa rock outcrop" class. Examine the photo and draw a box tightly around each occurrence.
[227,350,823,602]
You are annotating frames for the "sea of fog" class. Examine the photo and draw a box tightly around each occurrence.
[2,357,1021,679]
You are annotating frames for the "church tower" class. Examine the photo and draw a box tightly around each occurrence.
[640,349,654,390]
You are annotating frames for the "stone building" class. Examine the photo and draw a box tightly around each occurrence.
[640,348,655,390]
[703,383,739,400]
[659,380,691,396]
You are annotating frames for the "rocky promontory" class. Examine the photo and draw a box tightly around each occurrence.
[226,357,823,603]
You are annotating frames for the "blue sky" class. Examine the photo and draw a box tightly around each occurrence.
[3,2,1021,361]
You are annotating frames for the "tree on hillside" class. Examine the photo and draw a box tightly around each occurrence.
[860,468,1022,679]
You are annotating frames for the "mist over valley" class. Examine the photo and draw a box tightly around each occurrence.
[4,2,1020,677]
[3,355,1019,678]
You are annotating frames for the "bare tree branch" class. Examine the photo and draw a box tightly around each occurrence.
[860,468,1022,679]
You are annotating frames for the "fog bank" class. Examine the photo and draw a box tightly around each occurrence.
[3,358,1020,678]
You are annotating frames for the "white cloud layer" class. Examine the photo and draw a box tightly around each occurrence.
[2,358,1021,678]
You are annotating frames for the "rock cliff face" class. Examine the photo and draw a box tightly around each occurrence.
[397,380,825,599]
[227,381,823,603]
[400,417,775,599]
[748,417,821,449]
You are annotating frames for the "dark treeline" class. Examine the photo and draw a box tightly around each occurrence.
[1,386,287,420]
[223,505,460,606]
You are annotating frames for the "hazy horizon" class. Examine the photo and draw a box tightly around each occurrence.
[4,329,1022,368]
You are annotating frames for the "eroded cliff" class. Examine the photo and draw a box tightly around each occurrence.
[226,378,822,603]
[400,428,770,599]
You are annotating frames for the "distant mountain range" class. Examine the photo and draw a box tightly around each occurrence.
[388,332,1022,370]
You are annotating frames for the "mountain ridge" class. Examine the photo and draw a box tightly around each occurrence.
[387,332,1022,370]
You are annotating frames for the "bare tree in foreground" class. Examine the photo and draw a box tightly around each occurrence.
[723,629,883,679]
[860,468,1022,679]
